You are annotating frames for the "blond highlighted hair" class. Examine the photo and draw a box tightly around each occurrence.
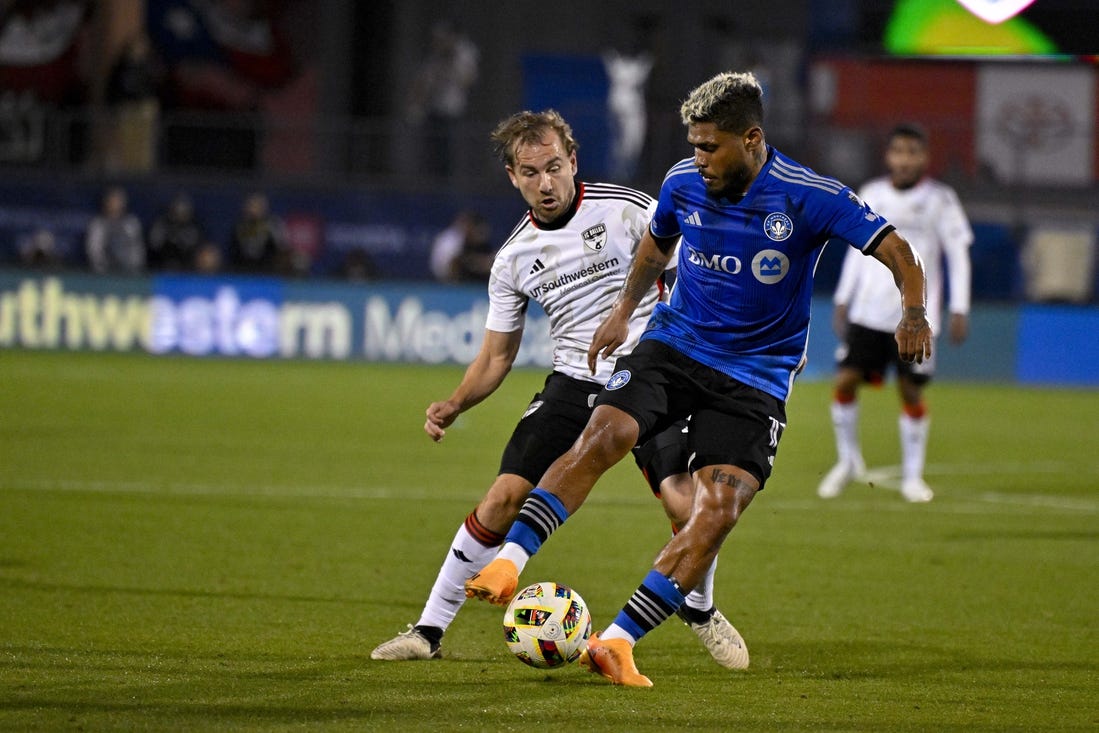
[679,71,764,133]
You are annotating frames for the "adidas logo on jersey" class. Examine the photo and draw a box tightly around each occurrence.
[684,211,702,226]
[529,258,546,275]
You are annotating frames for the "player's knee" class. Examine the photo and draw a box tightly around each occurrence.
[695,478,755,534]
[659,476,694,527]
[479,478,532,527]
[575,413,637,468]
[689,494,736,538]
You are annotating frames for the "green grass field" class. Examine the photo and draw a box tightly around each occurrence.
[1,350,1097,731]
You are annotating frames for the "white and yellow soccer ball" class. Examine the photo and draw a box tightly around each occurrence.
[503,581,592,668]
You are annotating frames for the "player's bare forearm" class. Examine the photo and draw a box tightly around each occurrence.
[426,329,521,440]
[452,330,521,408]
[587,231,673,373]
[832,303,848,339]
[949,312,969,345]
[617,230,674,311]
[873,231,932,363]
[622,255,667,306]
[873,231,926,311]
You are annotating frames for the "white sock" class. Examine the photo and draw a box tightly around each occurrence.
[416,523,501,630]
[683,557,716,612]
[496,541,532,573]
[899,413,929,483]
[831,400,862,467]
[600,623,637,645]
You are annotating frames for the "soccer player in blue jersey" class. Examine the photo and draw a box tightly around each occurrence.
[465,71,932,686]
[371,110,748,670]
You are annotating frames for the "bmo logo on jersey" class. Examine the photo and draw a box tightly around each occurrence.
[685,244,742,274]
[752,249,790,284]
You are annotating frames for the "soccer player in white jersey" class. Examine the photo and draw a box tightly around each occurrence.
[818,123,973,503]
[465,73,931,686]
[371,110,749,670]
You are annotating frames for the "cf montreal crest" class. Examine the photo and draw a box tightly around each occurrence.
[582,223,607,252]
[763,212,794,242]
[606,370,631,390]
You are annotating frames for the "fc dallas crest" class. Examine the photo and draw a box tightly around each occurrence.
[582,223,607,252]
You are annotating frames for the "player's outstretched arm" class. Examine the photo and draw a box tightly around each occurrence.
[587,229,676,374]
[871,231,932,364]
[425,328,523,441]
[948,312,969,345]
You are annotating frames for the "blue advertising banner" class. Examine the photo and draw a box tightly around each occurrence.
[2,270,1096,386]
[151,275,285,357]
[0,271,552,367]
[1016,305,1099,385]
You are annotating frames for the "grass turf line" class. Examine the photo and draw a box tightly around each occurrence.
[1,350,1097,731]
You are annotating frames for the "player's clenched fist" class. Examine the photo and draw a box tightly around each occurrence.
[895,308,932,364]
[425,400,461,442]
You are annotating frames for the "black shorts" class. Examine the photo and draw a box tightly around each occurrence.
[631,419,690,497]
[595,339,787,489]
[838,323,932,386]
[498,372,601,485]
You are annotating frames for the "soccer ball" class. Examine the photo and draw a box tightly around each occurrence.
[503,581,592,669]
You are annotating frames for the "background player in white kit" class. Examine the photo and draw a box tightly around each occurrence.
[818,123,973,503]
[372,110,748,668]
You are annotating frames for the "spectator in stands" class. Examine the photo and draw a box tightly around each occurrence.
[429,211,493,283]
[341,248,379,281]
[18,228,63,269]
[105,32,162,172]
[406,20,479,178]
[604,48,653,182]
[194,241,223,274]
[451,214,494,283]
[228,191,288,273]
[85,185,145,275]
[147,192,204,271]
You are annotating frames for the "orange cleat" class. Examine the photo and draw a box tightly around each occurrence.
[578,632,653,687]
[463,558,519,606]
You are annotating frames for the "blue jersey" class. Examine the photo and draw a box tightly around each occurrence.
[645,146,894,401]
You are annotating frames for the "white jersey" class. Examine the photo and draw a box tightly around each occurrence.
[486,181,667,384]
[835,176,973,335]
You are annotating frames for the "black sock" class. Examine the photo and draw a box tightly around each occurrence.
[413,624,443,648]
[676,604,714,625]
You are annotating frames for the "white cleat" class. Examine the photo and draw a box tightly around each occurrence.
[684,609,749,670]
[901,478,934,503]
[370,625,441,661]
[817,456,866,499]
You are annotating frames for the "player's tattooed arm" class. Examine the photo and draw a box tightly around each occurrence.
[587,229,674,373]
[622,230,677,301]
[621,254,668,303]
[873,232,925,308]
[873,231,932,363]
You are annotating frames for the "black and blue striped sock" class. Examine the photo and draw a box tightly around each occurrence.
[503,487,569,556]
[612,570,686,641]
